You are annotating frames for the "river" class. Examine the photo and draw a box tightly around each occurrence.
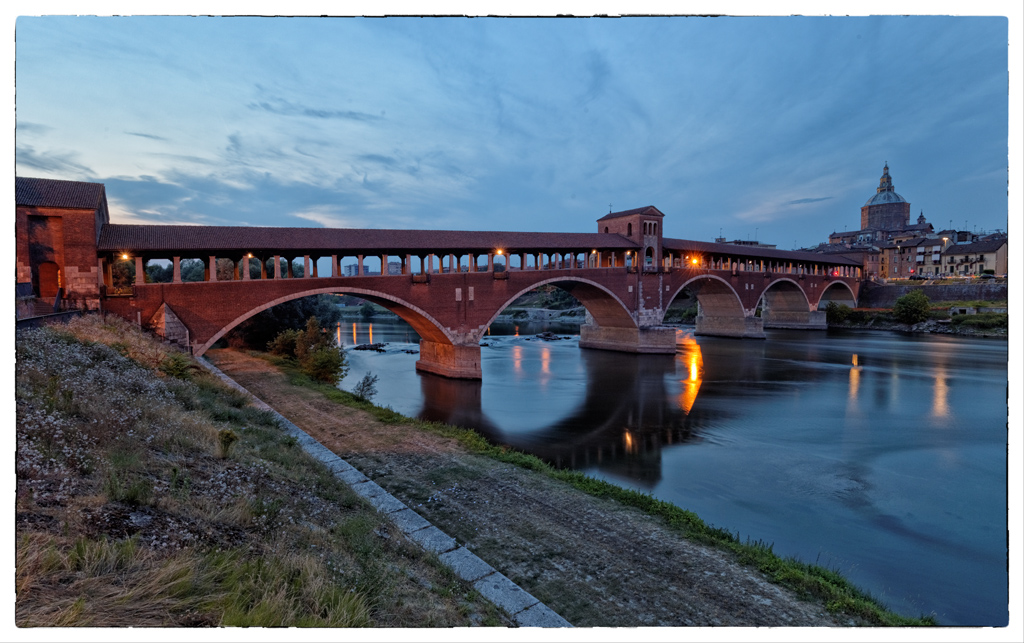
[334,317,1008,626]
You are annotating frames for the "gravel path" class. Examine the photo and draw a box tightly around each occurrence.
[207,349,853,627]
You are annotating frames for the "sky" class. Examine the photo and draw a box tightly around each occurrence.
[10,6,1015,251]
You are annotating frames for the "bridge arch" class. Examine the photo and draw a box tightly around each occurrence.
[665,274,765,338]
[479,276,637,337]
[814,280,858,309]
[195,286,456,356]
[666,274,746,320]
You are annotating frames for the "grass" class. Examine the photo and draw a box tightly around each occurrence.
[266,353,937,627]
[15,314,504,628]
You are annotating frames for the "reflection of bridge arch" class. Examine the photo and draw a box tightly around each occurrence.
[480,276,637,334]
[197,287,454,356]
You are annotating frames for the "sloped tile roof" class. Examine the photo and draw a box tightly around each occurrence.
[16,176,106,210]
[662,238,860,266]
[596,206,665,221]
[97,224,639,254]
[943,238,1007,255]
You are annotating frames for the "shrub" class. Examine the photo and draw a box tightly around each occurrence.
[950,313,1008,330]
[824,301,852,325]
[217,429,239,459]
[303,347,346,385]
[892,290,931,324]
[159,352,197,380]
[352,373,379,401]
[267,329,298,356]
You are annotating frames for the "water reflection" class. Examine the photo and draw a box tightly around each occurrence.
[933,364,949,418]
[676,339,703,413]
[414,342,701,486]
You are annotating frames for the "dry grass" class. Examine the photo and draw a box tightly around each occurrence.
[16,314,507,628]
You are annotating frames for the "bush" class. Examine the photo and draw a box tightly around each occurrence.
[824,301,852,325]
[267,329,298,356]
[303,347,346,385]
[950,313,1007,330]
[352,373,379,401]
[892,290,931,324]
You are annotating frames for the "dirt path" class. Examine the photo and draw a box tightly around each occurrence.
[207,349,852,627]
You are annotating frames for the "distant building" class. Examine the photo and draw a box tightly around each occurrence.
[342,261,403,276]
[941,237,1008,277]
[828,164,933,248]
[817,163,1005,279]
[714,237,778,249]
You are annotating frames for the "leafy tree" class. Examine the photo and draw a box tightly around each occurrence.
[892,290,931,325]
[266,316,347,385]
[359,301,376,320]
[111,260,136,287]
[825,301,852,325]
[227,295,342,349]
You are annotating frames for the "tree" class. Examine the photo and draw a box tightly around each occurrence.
[227,294,343,349]
[892,290,931,325]
[267,316,348,385]
[825,301,852,325]
[359,301,376,320]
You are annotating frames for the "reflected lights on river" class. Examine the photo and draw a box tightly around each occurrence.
[623,430,636,454]
[676,338,704,414]
[933,364,949,418]
[541,346,551,375]
[352,323,357,345]
[848,354,861,402]
[512,345,523,374]
[369,324,373,345]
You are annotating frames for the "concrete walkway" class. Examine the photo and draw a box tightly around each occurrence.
[198,357,572,628]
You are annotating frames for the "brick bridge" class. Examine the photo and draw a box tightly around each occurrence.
[91,206,859,379]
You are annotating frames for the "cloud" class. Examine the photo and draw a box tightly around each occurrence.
[784,197,834,205]
[15,145,94,177]
[290,207,363,228]
[248,98,383,122]
[126,131,169,141]
[15,121,53,135]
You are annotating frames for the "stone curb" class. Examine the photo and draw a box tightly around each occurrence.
[197,357,572,628]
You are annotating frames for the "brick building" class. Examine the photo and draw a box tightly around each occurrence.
[15,177,110,309]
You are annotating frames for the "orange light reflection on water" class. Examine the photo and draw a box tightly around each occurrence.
[352,323,357,345]
[676,339,703,413]
[848,354,861,402]
[369,324,373,345]
[512,345,523,374]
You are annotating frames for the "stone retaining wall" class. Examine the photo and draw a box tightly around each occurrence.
[858,282,1007,308]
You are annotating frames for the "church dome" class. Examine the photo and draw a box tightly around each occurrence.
[864,189,908,206]
[864,163,907,206]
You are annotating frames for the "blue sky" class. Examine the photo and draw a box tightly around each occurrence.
[12,11,1013,249]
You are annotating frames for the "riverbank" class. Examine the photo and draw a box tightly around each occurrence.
[207,347,933,627]
[15,317,508,627]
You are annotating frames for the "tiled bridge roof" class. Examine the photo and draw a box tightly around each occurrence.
[99,223,860,266]
[98,224,639,254]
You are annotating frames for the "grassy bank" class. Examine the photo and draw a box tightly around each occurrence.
[261,351,935,627]
[14,315,506,627]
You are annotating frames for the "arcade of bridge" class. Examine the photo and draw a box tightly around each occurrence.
[96,222,860,379]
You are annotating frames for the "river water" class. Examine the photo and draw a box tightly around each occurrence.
[335,317,1008,626]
